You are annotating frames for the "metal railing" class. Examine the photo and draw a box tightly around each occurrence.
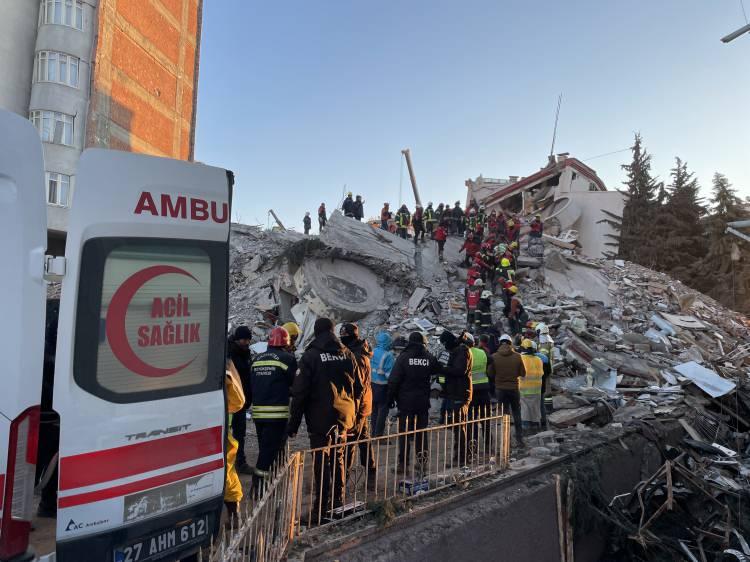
[206,406,511,561]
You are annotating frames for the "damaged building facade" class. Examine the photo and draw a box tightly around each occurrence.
[465,153,626,259]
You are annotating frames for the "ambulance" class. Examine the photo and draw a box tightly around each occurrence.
[0,110,232,562]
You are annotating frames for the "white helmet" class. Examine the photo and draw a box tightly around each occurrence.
[473,279,484,287]
[481,290,492,299]
[463,332,475,345]
[428,201,433,206]
[537,323,550,335]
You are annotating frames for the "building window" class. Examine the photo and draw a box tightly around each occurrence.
[40,0,83,30]
[589,182,598,192]
[30,110,74,146]
[46,172,71,207]
[571,171,578,181]
[36,51,79,88]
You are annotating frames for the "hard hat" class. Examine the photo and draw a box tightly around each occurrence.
[509,285,519,294]
[348,192,353,197]
[428,201,433,206]
[469,208,476,215]
[268,327,291,347]
[507,219,514,227]
[473,279,484,287]
[535,214,542,219]
[501,258,511,267]
[536,322,549,335]
[305,211,310,216]
[510,241,519,249]
[455,201,461,205]
[520,338,534,349]
[480,204,486,210]
[527,321,537,329]
[408,331,428,346]
[282,322,301,339]
[499,334,513,344]
[481,290,492,299]
[462,332,475,345]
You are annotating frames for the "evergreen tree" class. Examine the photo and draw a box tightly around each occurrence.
[618,133,660,266]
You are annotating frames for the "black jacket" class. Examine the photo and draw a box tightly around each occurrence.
[353,200,364,220]
[249,346,297,420]
[438,343,473,405]
[342,196,355,217]
[303,216,312,229]
[344,338,373,419]
[229,339,253,405]
[388,343,440,414]
[288,332,363,436]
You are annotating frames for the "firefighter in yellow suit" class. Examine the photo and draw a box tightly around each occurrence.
[225,359,246,524]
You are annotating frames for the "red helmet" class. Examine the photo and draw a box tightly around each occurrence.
[268,327,291,347]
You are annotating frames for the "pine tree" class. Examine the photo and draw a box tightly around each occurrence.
[618,133,660,266]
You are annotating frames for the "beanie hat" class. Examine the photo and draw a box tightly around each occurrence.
[234,326,252,340]
[314,318,334,337]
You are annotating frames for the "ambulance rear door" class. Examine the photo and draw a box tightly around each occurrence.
[53,149,232,562]
[0,110,47,561]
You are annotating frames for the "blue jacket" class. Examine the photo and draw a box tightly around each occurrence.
[371,332,395,385]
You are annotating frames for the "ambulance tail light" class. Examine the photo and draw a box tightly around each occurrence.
[0,406,40,560]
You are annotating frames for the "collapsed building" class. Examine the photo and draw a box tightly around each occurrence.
[229,207,750,561]
[465,153,626,259]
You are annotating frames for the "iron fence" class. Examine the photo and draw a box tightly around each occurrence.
[206,406,510,561]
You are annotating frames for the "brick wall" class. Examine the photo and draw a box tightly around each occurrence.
[86,0,202,161]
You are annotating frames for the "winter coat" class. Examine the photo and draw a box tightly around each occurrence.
[371,332,395,385]
[345,338,374,418]
[387,343,440,414]
[487,345,526,391]
[434,226,447,241]
[288,332,362,436]
[381,207,391,221]
[318,205,327,220]
[453,206,464,219]
[303,216,312,229]
[249,346,297,420]
[342,196,355,216]
[228,339,252,405]
[413,208,424,227]
[438,343,473,405]
[353,200,364,220]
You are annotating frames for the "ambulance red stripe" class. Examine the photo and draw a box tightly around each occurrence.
[58,458,224,508]
[59,426,222,490]
[0,474,4,510]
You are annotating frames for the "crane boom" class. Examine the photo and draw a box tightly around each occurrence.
[401,148,423,207]
[268,209,286,231]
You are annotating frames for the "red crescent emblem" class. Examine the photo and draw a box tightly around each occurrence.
[106,265,200,378]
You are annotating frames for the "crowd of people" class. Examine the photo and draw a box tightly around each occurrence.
[226,199,550,520]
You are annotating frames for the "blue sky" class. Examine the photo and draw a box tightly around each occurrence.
[195,1,750,229]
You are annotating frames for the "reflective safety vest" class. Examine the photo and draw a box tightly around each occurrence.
[469,347,489,388]
[519,354,543,396]
[250,404,289,419]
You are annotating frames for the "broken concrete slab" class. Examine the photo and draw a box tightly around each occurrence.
[548,406,597,427]
[674,361,736,398]
[408,288,430,314]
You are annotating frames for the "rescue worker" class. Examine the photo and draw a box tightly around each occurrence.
[487,334,526,447]
[475,290,493,334]
[396,204,411,239]
[303,212,312,235]
[466,278,483,328]
[435,202,445,225]
[496,257,515,285]
[466,208,478,234]
[249,327,297,489]
[452,201,465,236]
[339,323,377,480]
[342,192,355,218]
[381,202,391,230]
[387,331,440,471]
[518,339,544,432]
[488,210,499,234]
[224,358,245,524]
[353,195,364,221]
[318,202,327,231]
[371,331,396,437]
[466,334,492,450]
[413,204,425,244]
[437,331,473,464]
[505,218,520,243]
[424,202,437,237]
[228,325,253,474]
[459,233,481,267]
[536,346,552,431]
[508,287,529,336]
[477,204,487,226]
[433,221,448,261]
[529,214,544,238]
[282,321,301,353]
[287,318,363,521]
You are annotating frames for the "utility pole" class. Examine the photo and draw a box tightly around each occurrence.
[268,209,286,231]
[401,148,423,207]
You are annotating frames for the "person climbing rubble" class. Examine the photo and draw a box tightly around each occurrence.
[413,204,425,244]
[342,192,355,218]
[287,318,363,520]
[433,221,448,261]
[387,331,440,472]
[318,202,327,231]
[353,195,364,221]
[371,331,396,437]
[249,327,297,491]
[466,333,492,450]
[518,339,544,433]
[437,330,473,464]
[396,204,411,239]
[380,202,392,230]
[424,202,437,238]
[487,334,525,448]
[303,211,312,235]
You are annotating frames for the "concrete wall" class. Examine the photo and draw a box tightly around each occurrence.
[0,1,39,116]
[565,190,626,259]
[87,0,203,160]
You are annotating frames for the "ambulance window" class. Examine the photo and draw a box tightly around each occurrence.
[75,238,227,403]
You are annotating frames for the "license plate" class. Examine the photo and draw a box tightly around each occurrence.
[114,514,209,562]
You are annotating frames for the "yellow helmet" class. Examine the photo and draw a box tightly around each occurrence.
[282,322,300,339]
[501,258,511,268]
[521,338,534,349]
[510,241,519,249]
[509,285,519,294]
[507,219,515,227]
